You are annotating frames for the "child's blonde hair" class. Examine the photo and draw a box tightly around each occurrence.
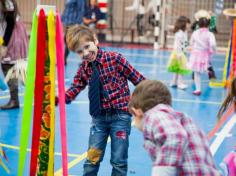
[129,80,171,113]
[66,24,95,52]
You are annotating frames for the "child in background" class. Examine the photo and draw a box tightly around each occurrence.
[167,16,191,90]
[0,0,28,109]
[191,9,217,80]
[188,17,216,95]
[83,0,102,29]
[129,79,221,176]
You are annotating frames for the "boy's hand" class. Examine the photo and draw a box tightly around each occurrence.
[55,96,71,106]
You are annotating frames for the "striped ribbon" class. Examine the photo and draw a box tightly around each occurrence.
[56,13,68,176]
[30,9,46,175]
[47,10,56,175]
[18,12,38,176]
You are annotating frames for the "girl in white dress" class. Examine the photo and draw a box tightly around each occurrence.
[167,16,191,89]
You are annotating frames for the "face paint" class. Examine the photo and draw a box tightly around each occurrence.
[76,41,98,62]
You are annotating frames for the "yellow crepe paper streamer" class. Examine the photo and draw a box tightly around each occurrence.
[47,10,56,175]
[209,40,231,87]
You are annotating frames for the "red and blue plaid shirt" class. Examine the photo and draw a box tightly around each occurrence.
[65,49,145,112]
[143,104,221,175]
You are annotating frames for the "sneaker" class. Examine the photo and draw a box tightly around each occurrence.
[192,90,201,96]
[169,82,177,87]
[177,83,188,90]
[208,70,217,80]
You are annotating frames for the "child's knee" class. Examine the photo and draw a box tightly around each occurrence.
[87,147,102,164]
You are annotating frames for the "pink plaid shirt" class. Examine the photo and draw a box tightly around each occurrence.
[143,104,221,176]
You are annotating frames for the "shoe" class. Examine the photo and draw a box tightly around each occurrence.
[192,90,201,96]
[169,82,177,87]
[0,100,19,110]
[177,83,188,90]
[208,70,217,80]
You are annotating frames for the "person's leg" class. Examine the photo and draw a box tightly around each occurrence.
[136,14,144,36]
[170,74,178,87]
[208,62,216,80]
[83,118,109,176]
[110,112,131,176]
[193,71,201,95]
[177,74,187,90]
[0,63,19,110]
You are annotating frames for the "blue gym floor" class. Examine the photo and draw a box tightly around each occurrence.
[0,46,235,175]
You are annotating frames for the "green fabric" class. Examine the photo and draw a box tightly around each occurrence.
[167,51,191,75]
[209,16,216,32]
[18,12,38,176]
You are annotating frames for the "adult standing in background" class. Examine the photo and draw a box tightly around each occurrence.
[61,0,85,65]
[0,0,29,110]
[83,0,102,29]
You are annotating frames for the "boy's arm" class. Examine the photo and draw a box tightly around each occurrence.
[65,64,88,103]
[116,53,146,85]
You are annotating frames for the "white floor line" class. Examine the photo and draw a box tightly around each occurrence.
[72,98,221,105]
[210,115,236,156]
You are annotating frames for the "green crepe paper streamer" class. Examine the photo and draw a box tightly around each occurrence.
[18,12,38,176]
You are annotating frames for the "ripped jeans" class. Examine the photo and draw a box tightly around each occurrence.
[83,110,132,176]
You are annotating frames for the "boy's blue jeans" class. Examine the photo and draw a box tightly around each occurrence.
[83,110,132,176]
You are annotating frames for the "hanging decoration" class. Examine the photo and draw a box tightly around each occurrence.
[18,5,68,176]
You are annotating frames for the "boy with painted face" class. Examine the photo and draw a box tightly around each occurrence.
[129,80,221,176]
[65,25,145,176]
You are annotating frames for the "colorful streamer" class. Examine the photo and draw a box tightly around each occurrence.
[18,12,38,176]
[56,13,68,176]
[30,9,47,175]
[47,10,56,175]
[209,20,235,88]
[18,7,67,176]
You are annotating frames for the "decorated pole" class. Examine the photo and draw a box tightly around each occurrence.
[209,2,236,87]
[18,5,68,176]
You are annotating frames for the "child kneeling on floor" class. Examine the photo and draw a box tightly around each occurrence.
[129,80,221,176]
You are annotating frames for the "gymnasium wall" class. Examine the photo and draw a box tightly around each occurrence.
[15,0,235,48]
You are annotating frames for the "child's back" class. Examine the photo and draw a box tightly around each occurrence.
[143,104,221,175]
[191,28,216,53]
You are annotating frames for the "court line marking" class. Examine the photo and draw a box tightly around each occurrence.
[72,98,222,106]
[210,114,236,156]
[0,143,80,158]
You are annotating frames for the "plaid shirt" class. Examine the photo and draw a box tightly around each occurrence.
[61,0,85,26]
[143,104,221,176]
[65,49,145,112]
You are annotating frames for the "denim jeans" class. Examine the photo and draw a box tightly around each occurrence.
[83,110,132,176]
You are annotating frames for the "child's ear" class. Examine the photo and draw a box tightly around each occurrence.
[93,35,99,46]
